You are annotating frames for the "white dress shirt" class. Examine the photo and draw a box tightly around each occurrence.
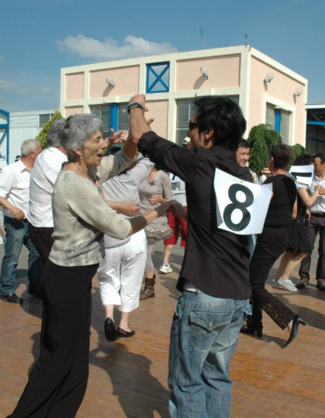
[0,159,31,218]
[308,173,325,213]
[27,147,67,227]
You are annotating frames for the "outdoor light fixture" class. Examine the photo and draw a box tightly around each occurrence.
[106,77,115,88]
[294,87,303,98]
[264,72,274,88]
[200,66,208,80]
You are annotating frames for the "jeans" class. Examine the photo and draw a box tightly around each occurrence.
[168,290,251,418]
[0,217,43,295]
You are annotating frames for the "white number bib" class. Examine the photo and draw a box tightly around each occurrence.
[214,169,272,235]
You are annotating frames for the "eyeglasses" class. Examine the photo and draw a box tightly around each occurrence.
[188,121,199,131]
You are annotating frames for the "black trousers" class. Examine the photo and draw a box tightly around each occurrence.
[249,226,295,329]
[299,214,325,281]
[28,223,54,263]
[9,261,98,418]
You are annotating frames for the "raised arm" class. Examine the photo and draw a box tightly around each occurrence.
[298,185,320,207]
[128,95,150,145]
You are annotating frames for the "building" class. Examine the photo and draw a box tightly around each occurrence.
[0,109,54,167]
[306,105,325,154]
[60,45,307,146]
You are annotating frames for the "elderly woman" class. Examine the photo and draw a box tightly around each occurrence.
[9,114,172,417]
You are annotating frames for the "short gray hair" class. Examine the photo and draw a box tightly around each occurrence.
[60,114,104,162]
[21,139,41,156]
[46,119,65,147]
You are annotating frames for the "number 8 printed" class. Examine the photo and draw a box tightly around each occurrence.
[223,184,254,231]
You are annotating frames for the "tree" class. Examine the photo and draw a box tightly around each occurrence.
[247,124,306,175]
[36,110,64,149]
[247,124,281,176]
[291,143,306,164]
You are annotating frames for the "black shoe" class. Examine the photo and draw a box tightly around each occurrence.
[285,315,307,347]
[316,280,325,291]
[240,324,263,338]
[0,293,21,304]
[28,289,42,299]
[296,278,309,290]
[104,318,117,342]
[117,327,135,338]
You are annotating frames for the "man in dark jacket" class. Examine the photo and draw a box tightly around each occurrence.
[128,94,252,418]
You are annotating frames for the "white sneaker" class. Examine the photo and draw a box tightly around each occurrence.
[159,264,173,274]
[278,277,297,292]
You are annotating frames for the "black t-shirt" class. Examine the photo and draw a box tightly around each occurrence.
[139,131,252,300]
[263,174,296,228]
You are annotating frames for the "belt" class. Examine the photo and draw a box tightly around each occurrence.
[311,213,325,217]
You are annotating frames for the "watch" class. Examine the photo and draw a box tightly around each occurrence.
[127,102,144,114]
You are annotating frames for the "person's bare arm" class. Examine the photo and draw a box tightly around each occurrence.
[128,94,150,146]
[107,201,140,217]
[128,201,171,235]
[148,195,166,205]
[298,185,320,207]
[292,197,297,220]
[0,196,25,220]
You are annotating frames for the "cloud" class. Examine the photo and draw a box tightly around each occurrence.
[0,78,51,95]
[56,34,178,62]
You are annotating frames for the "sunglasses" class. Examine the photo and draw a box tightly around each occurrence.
[188,121,199,131]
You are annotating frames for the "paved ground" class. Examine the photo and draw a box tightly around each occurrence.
[1,238,325,417]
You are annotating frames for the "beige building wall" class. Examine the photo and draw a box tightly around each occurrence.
[60,45,308,145]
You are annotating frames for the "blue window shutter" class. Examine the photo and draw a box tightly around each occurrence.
[275,109,281,133]
[110,103,118,132]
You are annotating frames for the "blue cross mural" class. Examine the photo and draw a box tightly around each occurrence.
[146,62,170,93]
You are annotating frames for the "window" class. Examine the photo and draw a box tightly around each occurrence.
[118,103,129,131]
[91,104,128,138]
[265,103,291,144]
[91,105,111,138]
[176,96,240,146]
[176,99,196,145]
[39,113,54,128]
[146,62,170,93]
[280,110,290,145]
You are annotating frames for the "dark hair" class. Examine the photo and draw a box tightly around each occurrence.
[313,153,325,164]
[269,144,292,170]
[238,139,250,149]
[293,154,313,166]
[193,96,246,150]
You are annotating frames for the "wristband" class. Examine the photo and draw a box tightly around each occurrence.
[127,102,144,114]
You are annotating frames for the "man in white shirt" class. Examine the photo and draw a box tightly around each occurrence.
[298,153,325,290]
[0,139,42,303]
[27,119,67,261]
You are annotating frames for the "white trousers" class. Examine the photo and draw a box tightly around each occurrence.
[98,230,146,312]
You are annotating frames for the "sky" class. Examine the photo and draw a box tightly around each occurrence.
[1,0,324,113]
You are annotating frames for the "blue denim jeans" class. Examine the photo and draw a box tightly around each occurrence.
[168,290,251,418]
[0,217,43,295]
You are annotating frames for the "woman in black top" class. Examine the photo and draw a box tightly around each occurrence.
[275,154,320,290]
[242,145,307,347]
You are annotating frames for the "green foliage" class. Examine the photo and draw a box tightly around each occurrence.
[247,124,281,176]
[36,110,64,149]
[290,143,306,165]
[247,124,306,175]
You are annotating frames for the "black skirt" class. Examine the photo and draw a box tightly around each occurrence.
[286,215,311,253]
